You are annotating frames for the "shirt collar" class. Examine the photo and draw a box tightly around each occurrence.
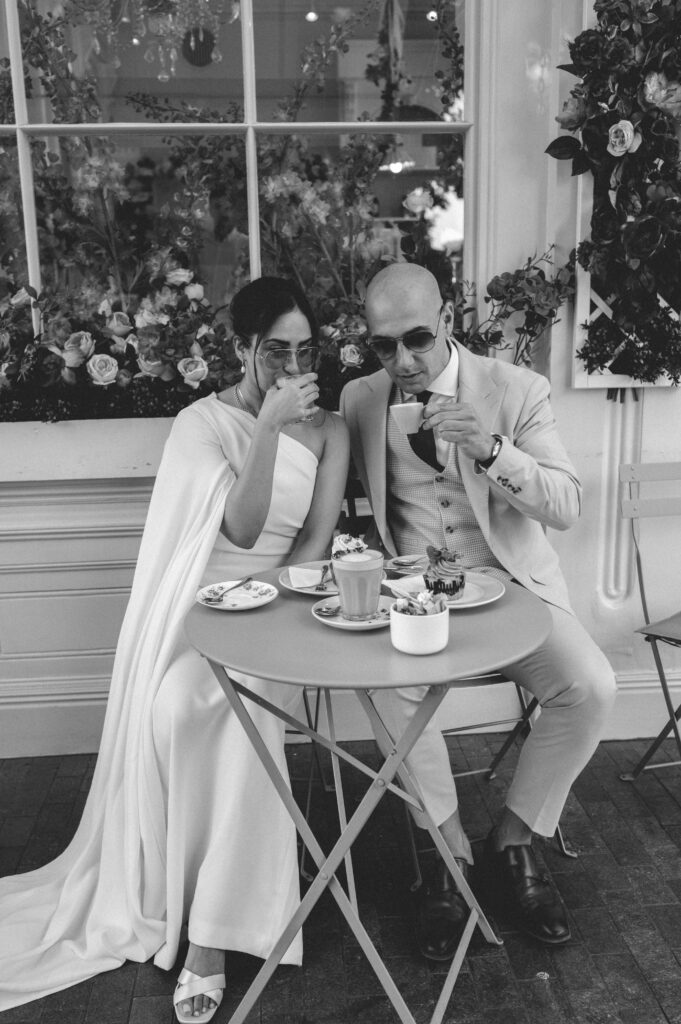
[427,342,459,397]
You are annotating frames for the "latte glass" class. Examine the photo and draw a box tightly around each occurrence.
[331,550,384,621]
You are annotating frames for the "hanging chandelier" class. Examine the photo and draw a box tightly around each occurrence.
[76,0,240,81]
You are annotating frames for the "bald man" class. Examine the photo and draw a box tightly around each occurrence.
[339,263,615,959]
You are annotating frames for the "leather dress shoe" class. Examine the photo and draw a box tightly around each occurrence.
[482,835,570,945]
[415,855,471,961]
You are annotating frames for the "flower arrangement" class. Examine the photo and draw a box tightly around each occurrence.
[0,257,230,421]
[547,0,681,385]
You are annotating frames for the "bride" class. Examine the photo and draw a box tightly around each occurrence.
[0,277,349,1022]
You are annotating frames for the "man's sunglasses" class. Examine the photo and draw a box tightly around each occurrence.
[256,344,320,371]
[367,306,444,361]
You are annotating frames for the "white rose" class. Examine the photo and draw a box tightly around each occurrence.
[340,343,364,368]
[135,308,170,328]
[165,268,193,285]
[177,356,209,389]
[607,119,642,157]
[107,311,133,337]
[10,287,32,308]
[402,187,433,216]
[63,331,96,368]
[86,353,119,386]
[98,298,113,317]
[184,282,204,301]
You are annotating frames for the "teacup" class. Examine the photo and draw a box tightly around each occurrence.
[389,402,424,434]
[389,602,449,655]
[277,374,317,421]
[331,549,384,621]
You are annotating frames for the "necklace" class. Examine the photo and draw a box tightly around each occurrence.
[234,384,258,417]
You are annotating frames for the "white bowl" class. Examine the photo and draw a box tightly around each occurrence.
[389,603,449,655]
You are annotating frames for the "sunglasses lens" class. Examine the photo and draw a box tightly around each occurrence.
[296,347,319,370]
[404,330,435,352]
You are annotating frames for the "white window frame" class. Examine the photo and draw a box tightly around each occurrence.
[2,0,485,326]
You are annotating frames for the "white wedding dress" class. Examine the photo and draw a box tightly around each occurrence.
[0,394,318,1010]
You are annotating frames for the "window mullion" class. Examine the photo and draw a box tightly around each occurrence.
[5,0,42,327]
[240,0,261,278]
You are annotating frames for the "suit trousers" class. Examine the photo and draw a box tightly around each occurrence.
[371,599,616,837]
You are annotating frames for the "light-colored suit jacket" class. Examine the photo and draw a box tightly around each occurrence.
[339,341,581,614]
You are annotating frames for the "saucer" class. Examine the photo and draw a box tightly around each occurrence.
[311,595,392,630]
[196,580,278,611]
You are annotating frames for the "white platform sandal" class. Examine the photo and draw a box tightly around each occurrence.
[173,967,226,1023]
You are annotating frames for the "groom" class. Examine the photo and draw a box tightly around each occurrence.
[339,262,615,958]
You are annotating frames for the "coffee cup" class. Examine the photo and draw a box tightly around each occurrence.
[331,550,384,621]
[277,374,317,421]
[390,402,424,434]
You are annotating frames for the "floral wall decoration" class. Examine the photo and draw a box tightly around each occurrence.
[548,0,681,389]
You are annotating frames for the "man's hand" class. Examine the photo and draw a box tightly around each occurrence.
[422,400,494,463]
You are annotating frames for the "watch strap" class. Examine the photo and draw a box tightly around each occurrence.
[479,433,503,470]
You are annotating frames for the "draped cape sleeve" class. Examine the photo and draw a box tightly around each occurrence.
[0,399,237,1010]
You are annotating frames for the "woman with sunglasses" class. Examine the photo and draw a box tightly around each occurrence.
[0,277,349,1022]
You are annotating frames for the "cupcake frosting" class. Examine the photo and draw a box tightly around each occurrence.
[332,533,368,559]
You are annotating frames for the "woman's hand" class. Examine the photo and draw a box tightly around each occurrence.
[259,372,320,429]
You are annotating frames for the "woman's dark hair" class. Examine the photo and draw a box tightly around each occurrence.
[230,276,318,346]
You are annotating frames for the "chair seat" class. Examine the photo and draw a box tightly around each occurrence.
[636,610,681,645]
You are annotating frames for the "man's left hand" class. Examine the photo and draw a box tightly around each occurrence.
[423,400,493,463]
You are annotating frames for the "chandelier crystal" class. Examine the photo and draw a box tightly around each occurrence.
[76,0,240,81]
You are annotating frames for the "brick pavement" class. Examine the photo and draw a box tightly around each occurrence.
[1,736,681,1024]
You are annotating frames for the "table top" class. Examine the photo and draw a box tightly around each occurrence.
[184,567,552,690]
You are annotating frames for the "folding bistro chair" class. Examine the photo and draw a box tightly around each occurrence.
[619,461,681,781]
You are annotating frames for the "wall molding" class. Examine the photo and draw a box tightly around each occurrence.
[2,670,677,758]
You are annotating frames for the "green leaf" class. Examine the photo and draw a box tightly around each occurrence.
[545,136,582,160]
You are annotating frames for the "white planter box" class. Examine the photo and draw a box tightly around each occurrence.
[0,416,174,482]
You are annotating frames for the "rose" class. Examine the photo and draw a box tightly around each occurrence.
[642,72,681,120]
[555,94,587,131]
[177,356,209,389]
[0,329,9,359]
[622,216,664,261]
[640,110,680,162]
[86,353,119,386]
[9,287,31,308]
[568,29,605,71]
[603,37,635,69]
[165,268,193,286]
[137,354,175,381]
[116,368,133,388]
[62,331,95,368]
[184,282,204,301]
[486,272,515,300]
[607,120,642,158]
[107,311,133,337]
[43,316,73,347]
[135,307,170,328]
[339,343,363,368]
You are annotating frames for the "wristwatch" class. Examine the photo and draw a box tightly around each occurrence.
[478,433,503,470]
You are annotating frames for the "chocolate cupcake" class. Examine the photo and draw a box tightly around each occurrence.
[424,546,466,600]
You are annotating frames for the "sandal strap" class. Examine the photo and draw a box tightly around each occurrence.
[174,970,226,1005]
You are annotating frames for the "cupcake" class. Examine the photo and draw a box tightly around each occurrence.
[332,533,368,558]
[424,546,466,600]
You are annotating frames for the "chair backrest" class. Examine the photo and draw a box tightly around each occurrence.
[619,462,681,624]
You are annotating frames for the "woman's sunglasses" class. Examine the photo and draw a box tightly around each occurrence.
[255,344,320,371]
[367,306,444,361]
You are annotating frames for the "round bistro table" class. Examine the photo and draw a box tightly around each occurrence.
[184,569,552,1024]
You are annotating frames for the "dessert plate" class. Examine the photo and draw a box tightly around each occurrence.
[279,560,338,595]
[196,580,278,610]
[311,595,392,631]
[386,572,505,610]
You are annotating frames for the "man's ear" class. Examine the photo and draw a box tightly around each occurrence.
[442,300,456,332]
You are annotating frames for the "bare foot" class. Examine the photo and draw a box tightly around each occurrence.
[178,942,225,1017]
